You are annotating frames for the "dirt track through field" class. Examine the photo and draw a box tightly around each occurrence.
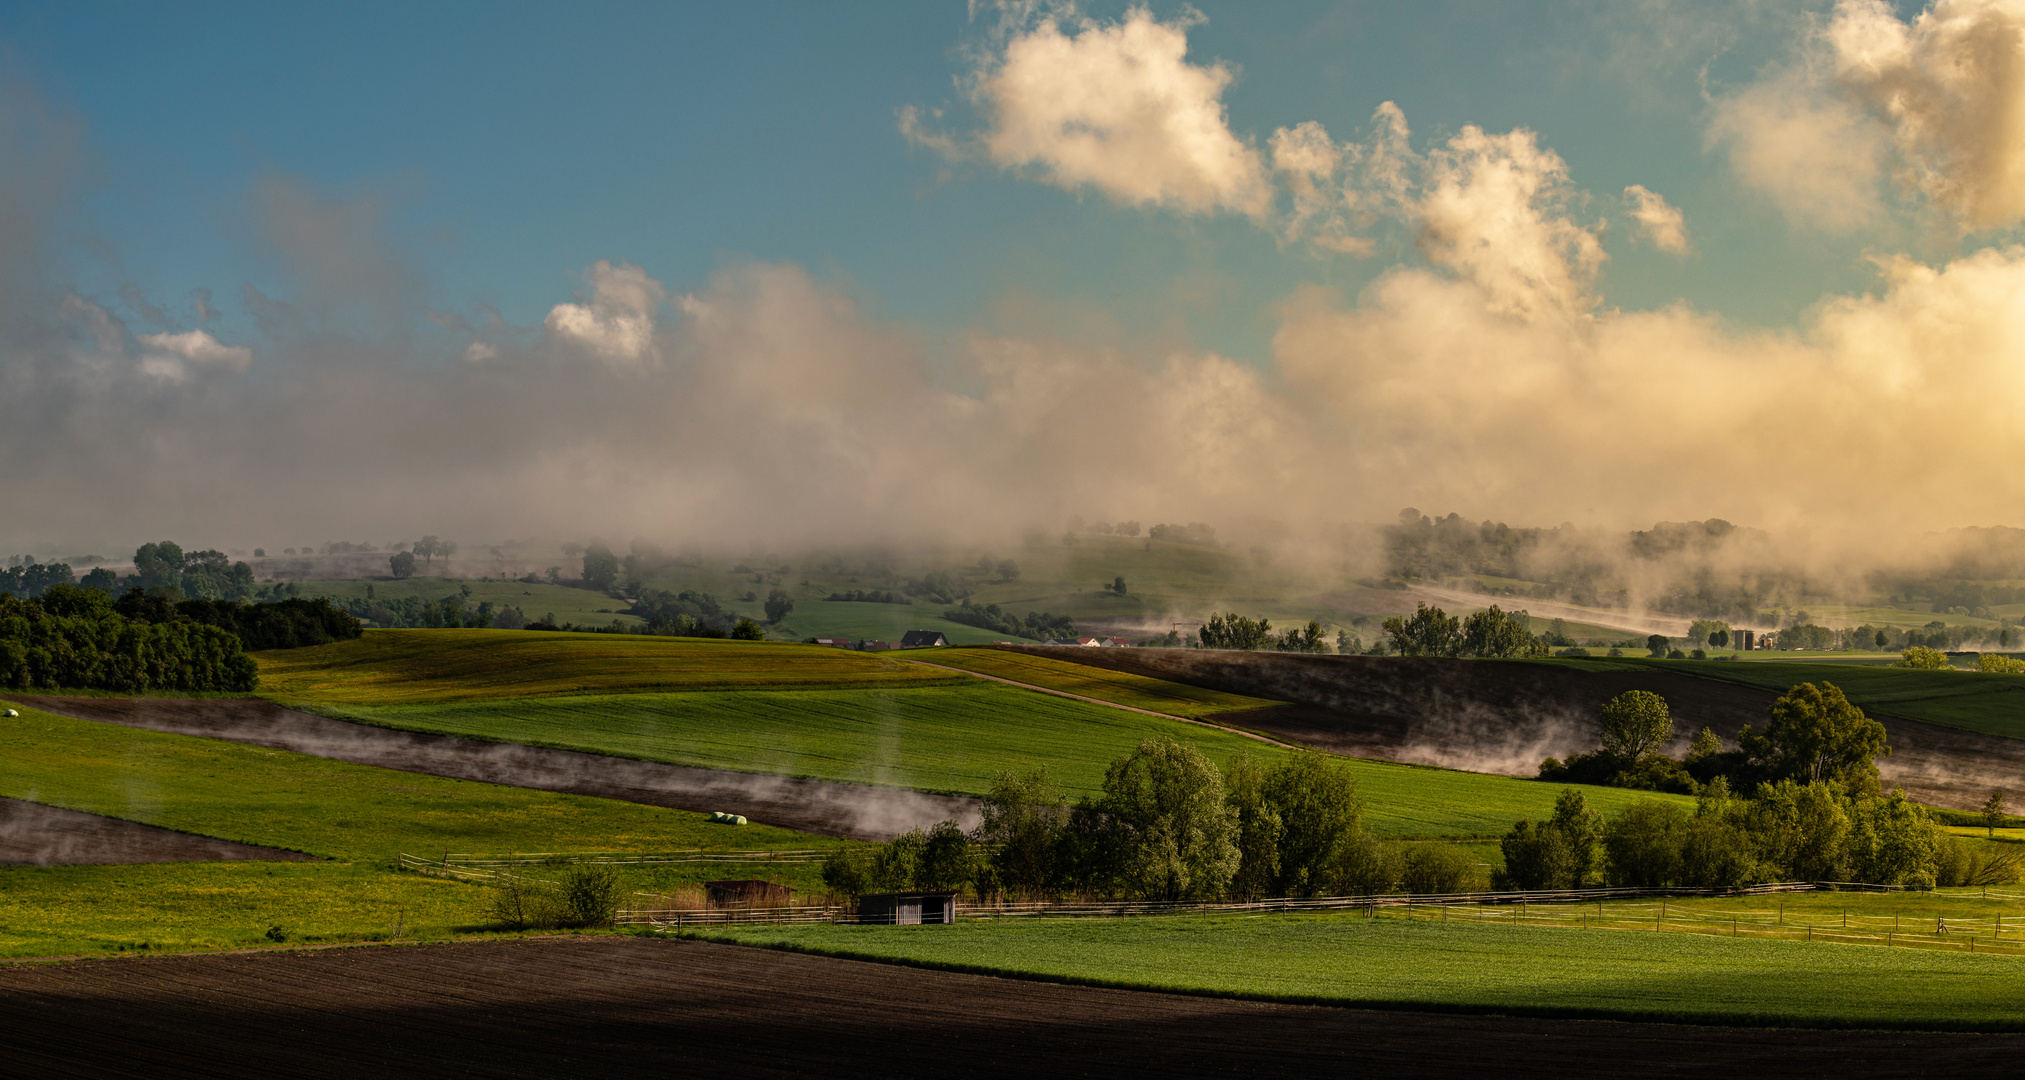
[10,696,977,842]
[0,936,2014,1079]
[0,796,314,866]
[1012,648,2025,810]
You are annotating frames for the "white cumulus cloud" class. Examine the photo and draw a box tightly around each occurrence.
[941,6,1273,219]
[543,260,665,365]
[1623,184,1690,253]
[1829,0,2025,231]
[135,328,252,381]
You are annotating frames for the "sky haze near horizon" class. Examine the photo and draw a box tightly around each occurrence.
[0,0,2018,558]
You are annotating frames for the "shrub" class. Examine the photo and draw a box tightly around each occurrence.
[560,865,625,928]
[1897,646,1951,669]
[1978,654,2025,674]
[1401,843,1481,894]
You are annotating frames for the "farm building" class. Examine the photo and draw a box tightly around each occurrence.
[898,630,948,648]
[857,639,893,651]
[858,890,959,925]
[1735,629,1756,650]
[812,638,853,648]
[704,880,792,907]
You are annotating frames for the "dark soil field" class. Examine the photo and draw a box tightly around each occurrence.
[12,696,977,841]
[1014,648,2025,810]
[0,936,2015,1079]
[0,797,314,866]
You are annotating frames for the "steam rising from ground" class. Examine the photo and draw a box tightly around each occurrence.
[10,4,2025,568]
[18,697,977,842]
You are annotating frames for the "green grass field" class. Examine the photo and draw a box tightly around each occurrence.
[308,687,1689,838]
[0,697,853,957]
[0,699,834,860]
[0,862,486,957]
[696,908,2025,1029]
[772,602,1016,645]
[299,577,649,628]
[910,647,1279,717]
[256,630,965,704]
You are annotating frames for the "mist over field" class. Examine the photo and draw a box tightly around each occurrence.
[11,1,2025,590]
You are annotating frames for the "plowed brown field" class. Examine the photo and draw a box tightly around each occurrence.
[0,936,2015,1078]
[1013,648,2025,809]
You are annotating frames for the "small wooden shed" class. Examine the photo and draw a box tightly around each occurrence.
[704,880,791,907]
[857,890,959,925]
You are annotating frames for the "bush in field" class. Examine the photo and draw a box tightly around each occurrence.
[1199,612,1272,651]
[486,865,625,929]
[560,865,625,928]
[1897,645,1951,669]
[1978,654,2025,674]
[1401,843,1480,894]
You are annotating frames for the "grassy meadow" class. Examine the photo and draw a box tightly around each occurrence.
[256,630,965,704]
[298,576,649,628]
[699,901,2025,1029]
[266,631,1690,838]
[908,647,1279,717]
[0,697,848,957]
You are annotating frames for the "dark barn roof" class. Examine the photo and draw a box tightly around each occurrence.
[898,630,948,648]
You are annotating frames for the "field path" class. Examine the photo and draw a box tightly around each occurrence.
[12,696,976,841]
[0,935,2015,1078]
[904,659,1306,751]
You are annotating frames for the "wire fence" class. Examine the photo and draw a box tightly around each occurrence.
[399,852,2025,953]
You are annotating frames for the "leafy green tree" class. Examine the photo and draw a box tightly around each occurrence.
[1261,751,1363,897]
[1110,576,1127,595]
[1496,820,1579,890]
[389,550,416,578]
[1199,611,1272,650]
[1604,800,1689,887]
[1646,633,1669,657]
[79,567,117,593]
[1400,844,1479,894]
[1222,752,1282,900]
[1335,629,1362,655]
[1686,619,1731,648]
[1896,645,1950,669]
[1844,791,1940,888]
[1460,605,1544,658]
[1274,620,1327,653]
[974,769,1067,898]
[1985,790,2009,839]
[1685,726,1723,763]
[1382,603,1461,657]
[1549,788,1604,887]
[917,820,972,890]
[1740,681,1889,794]
[763,588,795,623]
[730,617,765,640]
[582,543,620,591]
[996,559,1019,582]
[413,536,442,567]
[1598,690,1674,762]
[1098,737,1239,901]
[132,541,185,592]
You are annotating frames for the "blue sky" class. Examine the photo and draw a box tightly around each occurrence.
[0,0,1910,360]
[3,0,2019,550]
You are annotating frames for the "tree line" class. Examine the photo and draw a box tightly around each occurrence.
[943,600,1076,642]
[0,586,259,692]
[825,739,1476,903]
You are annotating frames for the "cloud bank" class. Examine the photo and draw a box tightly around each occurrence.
[8,2,2025,565]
